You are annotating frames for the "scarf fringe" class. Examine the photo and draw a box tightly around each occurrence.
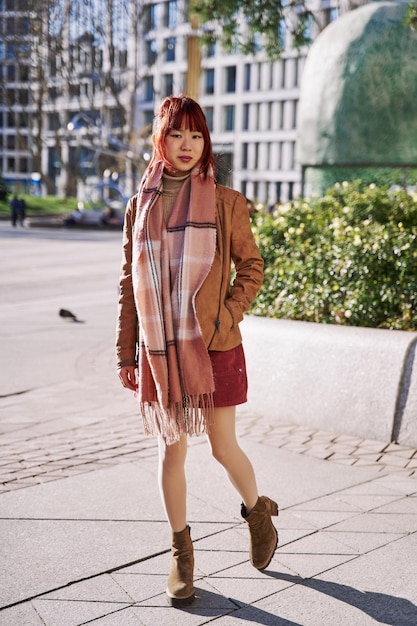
[140,393,215,445]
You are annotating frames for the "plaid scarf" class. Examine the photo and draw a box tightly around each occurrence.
[132,161,217,444]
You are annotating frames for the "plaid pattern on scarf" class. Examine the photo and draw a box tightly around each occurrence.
[132,161,217,444]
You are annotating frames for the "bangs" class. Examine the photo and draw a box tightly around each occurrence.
[168,108,206,133]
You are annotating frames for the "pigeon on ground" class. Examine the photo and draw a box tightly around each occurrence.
[59,308,79,322]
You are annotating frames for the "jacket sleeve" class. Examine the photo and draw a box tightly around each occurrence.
[225,191,264,326]
[115,196,138,368]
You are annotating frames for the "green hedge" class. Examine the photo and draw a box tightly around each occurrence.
[0,194,77,217]
[251,181,417,331]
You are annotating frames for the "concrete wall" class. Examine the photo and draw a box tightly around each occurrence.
[241,315,417,447]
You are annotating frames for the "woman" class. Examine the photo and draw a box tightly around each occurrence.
[116,94,278,607]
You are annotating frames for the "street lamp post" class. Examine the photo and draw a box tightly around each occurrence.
[187,3,201,101]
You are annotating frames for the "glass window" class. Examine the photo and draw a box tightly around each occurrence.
[204,106,213,131]
[244,64,251,91]
[242,103,249,131]
[19,112,28,128]
[17,42,30,57]
[146,40,157,65]
[144,110,154,127]
[279,18,286,49]
[266,142,271,166]
[255,103,261,130]
[48,113,60,131]
[144,76,154,102]
[17,135,28,150]
[224,105,234,131]
[166,0,177,28]
[277,142,283,168]
[290,141,295,169]
[281,59,286,88]
[48,146,60,177]
[164,73,174,97]
[292,100,298,128]
[279,102,284,129]
[253,33,262,53]
[144,5,157,30]
[69,83,80,99]
[329,8,339,22]
[254,143,259,168]
[110,108,123,128]
[7,43,16,60]
[225,65,236,93]
[205,68,214,94]
[6,17,15,35]
[49,86,59,100]
[256,62,262,91]
[241,143,248,169]
[206,39,216,58]
[150,4,157,29]
[7,65,15,81]
[17,17,30,35]
[275,182,281,203]
[19,157,29,173]
[267,102,273,129]
[166,37,175,62]
[20,65,29,82]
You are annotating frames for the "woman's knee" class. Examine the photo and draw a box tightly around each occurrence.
[210,440,239,467]
[158,436,187,471]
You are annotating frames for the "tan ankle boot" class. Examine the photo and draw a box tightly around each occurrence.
[241,495,279,570]
[166,525,195,607]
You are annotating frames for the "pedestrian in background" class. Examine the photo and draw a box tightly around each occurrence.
[116,94,278,607]
[10,194,25,226]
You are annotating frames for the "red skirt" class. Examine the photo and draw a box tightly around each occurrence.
[209,343,248,407]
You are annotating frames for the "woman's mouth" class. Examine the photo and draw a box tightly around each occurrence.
[179,156,192,163]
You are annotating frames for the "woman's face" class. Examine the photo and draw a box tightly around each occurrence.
[164,127,205,176]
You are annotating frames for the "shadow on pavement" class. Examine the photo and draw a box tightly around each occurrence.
[265,571,417,626]
[175,586,302,625]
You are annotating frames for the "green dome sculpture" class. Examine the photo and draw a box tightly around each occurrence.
[297,1,417,188]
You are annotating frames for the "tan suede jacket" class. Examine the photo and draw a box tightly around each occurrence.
[116,183,264,368]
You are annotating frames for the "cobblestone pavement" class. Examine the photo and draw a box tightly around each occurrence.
[1,408,416,494]
[0,221,416,493]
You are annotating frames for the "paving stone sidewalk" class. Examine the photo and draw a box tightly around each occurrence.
[1,223,416,625]
[1,409,416,494]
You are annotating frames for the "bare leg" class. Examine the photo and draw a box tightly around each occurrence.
[158,435,188,532]
[206,406,258,512]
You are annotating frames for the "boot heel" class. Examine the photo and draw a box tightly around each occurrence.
[242,496,279,569]
[268,499,279,516]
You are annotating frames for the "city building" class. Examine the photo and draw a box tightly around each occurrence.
[0,0,354,204]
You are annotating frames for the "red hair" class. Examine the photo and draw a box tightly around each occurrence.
[149,94,216,178]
